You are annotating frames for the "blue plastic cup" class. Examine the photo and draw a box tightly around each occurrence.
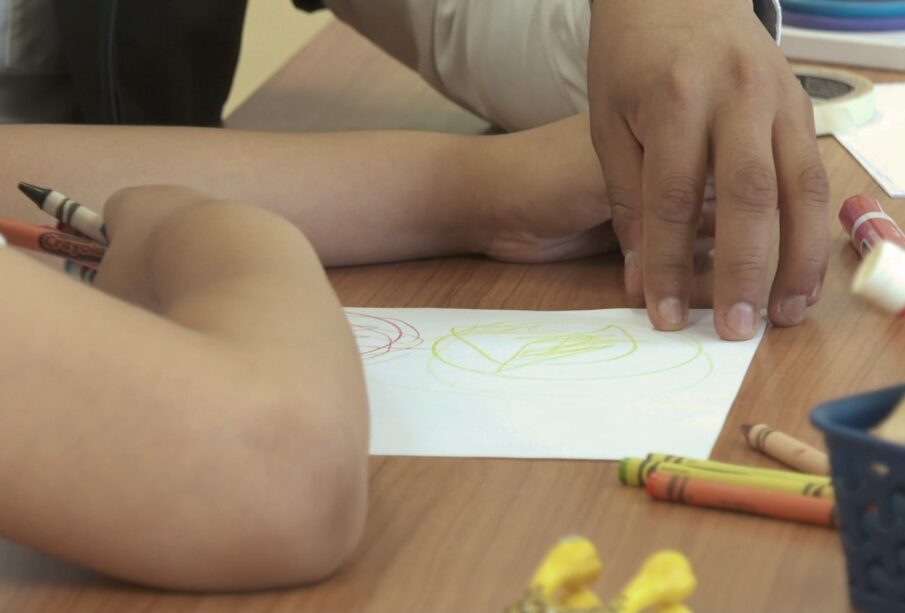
[811,384,905,613]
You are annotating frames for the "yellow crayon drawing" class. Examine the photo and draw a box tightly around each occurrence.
[347,311,717,400]
[430,320,711,383]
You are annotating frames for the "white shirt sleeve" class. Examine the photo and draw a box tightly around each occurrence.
[325,0,783,131]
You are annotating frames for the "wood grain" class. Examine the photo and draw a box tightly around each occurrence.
[2,20,904,613]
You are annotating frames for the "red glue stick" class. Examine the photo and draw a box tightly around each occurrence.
[839,194,905,257]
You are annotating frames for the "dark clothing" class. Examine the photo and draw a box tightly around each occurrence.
[53,0,248,126]
[293,0,326,11]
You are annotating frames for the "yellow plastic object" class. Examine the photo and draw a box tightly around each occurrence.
[507,535,603,613]
[530,535,603,609]
[605,551,697,613]
[507,538,696,613]
[653,604,693,613]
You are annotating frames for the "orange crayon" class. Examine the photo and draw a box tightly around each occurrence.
[0,216,105,265]
[741,423,830,476]
[646,473,836,528]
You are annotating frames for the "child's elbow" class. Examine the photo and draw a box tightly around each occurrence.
[141,394,369,593]
[246,431,369,589]
[248,454,368,591]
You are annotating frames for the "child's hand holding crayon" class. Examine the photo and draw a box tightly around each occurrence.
[86,185,226,309]
[13,183,269,313]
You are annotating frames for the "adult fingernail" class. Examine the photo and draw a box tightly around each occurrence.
[779,294,807,325]
[657,297,685,328]
[725,302,756,338]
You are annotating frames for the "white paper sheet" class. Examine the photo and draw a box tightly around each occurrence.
[835,83,905,199]
[347,308,766,460]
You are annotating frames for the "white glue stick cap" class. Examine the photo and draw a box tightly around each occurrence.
[852,241,905,315]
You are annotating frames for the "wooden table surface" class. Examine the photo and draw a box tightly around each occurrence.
[3,20,905,613]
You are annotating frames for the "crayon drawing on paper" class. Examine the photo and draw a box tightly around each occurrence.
[346,308,765,460]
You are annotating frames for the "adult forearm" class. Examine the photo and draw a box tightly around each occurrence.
[0,124,485,266]
[0,116,606,269]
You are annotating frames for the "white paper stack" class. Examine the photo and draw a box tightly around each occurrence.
[782,26,905,71]
[835,83,905,198]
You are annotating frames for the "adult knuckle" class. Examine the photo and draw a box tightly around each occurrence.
[606,183,633,205]
[607,184,638,215]
[795,163,831,208]
[653,257,693,279]
[800,248,828,272]
[728,162,777,213]
[725,246,768,280]
[728,57,766,96]
[662,69,701,111]
[655,175,700,226]
[607,185,642,244]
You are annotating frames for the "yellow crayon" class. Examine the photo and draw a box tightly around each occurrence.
[656,463,833,499]
[619,458,834,499]
[645,453,832,484]
[620,455,832,488]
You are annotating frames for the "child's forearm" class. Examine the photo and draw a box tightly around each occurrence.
[0,202,368,590]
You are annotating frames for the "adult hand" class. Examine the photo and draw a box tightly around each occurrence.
[479,114,717,266]
[588,0,829,340]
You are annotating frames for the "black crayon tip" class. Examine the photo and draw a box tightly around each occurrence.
[17,181,51,208]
